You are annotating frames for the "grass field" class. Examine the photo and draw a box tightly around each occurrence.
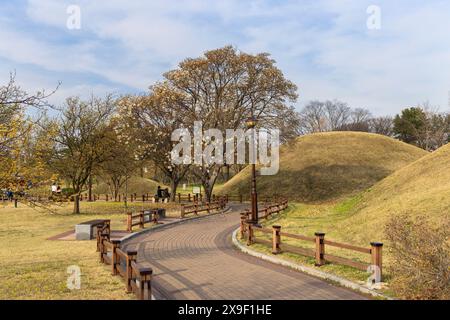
[0,201,179,300]
[220,132,427,202]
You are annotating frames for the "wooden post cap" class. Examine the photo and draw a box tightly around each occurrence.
[272,225,281,230]
[126,250,138,256]
[370,242,383,247]
[315,232,325,236]
[111,239,121,244]
[137,266,153,275]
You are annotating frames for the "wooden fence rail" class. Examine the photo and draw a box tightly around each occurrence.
[126,209,164,232]
[80,193,156,203]
[180,197,228,218]
[98,232,152,300]
[176,194,282,204]
[240,207,383,280]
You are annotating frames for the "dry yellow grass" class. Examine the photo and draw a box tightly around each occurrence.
[92,176,167,196]
[242,143,449,295]
[0,201,178,299]
[335,142,450,244]
[220,132,427,202]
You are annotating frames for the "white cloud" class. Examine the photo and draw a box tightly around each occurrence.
[0,0,449,113]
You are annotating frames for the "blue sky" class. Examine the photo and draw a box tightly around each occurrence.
[1,0,450,115]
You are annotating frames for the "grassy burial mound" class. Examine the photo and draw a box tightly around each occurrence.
[220,132,427,202]
[335,142,450,244]
[92,176,167,196]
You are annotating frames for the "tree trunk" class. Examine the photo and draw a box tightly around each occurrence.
[88,175,93,202]
[225,164,230,181]
[111,177,120,202]
[170,180,178,202]
[203,183,213,202]
[73,194,80,214]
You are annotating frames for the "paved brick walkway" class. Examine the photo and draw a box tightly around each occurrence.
[123,205,366,300]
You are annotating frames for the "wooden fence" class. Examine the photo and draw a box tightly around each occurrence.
[240,209,383,280]
[97,228,152,300]
[79,193,166,203]
[126,209,164,232]
[224,194,286,204]
[176,193,225,203]
[180,197,228,218]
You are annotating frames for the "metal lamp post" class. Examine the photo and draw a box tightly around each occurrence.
[245,115,259,225]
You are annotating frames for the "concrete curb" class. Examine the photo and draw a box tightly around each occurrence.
[231,228,392,300]
[119,206,232,243]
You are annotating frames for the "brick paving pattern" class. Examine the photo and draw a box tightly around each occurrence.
[124,205,367,300]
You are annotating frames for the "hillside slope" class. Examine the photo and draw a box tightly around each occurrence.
[336,142,450,243]
[220,132,428,202]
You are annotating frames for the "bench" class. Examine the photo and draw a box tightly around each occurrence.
[75,219,110,240]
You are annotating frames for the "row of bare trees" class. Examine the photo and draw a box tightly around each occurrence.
[298,99,450,150]
[298,100,393,135]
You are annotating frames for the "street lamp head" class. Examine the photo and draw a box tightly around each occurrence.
[245,116,257,129]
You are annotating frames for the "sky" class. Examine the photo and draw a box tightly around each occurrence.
[1,0,450,116]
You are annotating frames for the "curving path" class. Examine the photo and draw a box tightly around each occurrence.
[123,204,366,300]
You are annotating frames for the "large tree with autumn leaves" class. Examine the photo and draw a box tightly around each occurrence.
[158,46,299,200]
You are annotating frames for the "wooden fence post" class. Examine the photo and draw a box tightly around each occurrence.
[137,267,153,300]
[180,204,185,218]
[272,225,281,254]
[315,232,325,266]
[126,250,137,293]
[111,240,121,275]
[126,212,132,232]
[188,193,191,202]
[99,234,106,263]
[240,214,247,239]
[239,194,243,203]
[370,242,383,281]
[139,211,144,229]
[106,194,108,202]
[247,224,254,246]
[152,209,159,224]
[178,193,181,203]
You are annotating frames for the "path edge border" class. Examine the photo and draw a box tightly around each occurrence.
[231,228,392,300]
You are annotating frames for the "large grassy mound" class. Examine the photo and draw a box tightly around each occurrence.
[92,176,167,196]
[336,142,450,244]
[219,132,427,202]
